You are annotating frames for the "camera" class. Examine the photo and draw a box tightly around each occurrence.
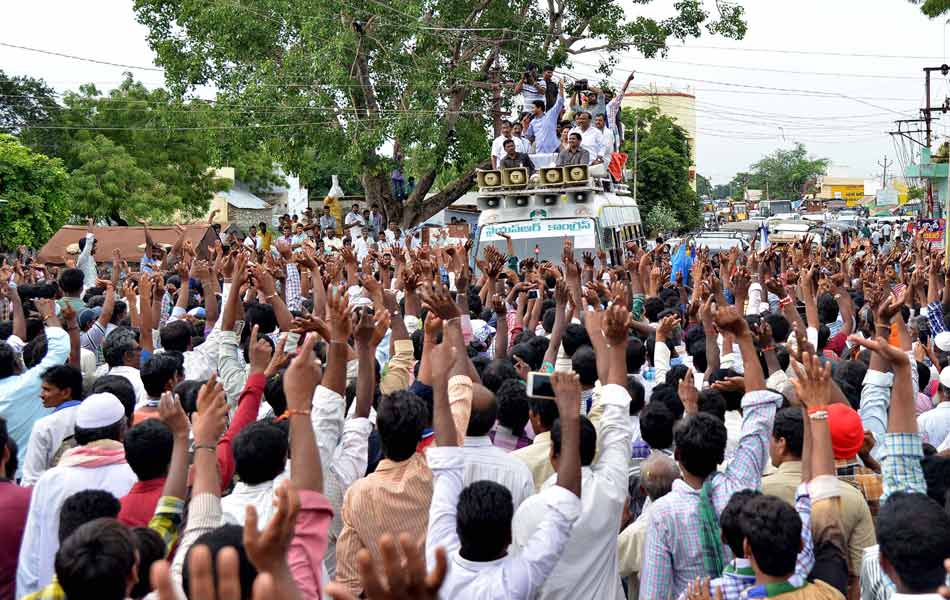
[569,79,589,95]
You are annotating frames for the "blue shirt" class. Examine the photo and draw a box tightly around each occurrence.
[0,327,70,471]
[525,93,564,154]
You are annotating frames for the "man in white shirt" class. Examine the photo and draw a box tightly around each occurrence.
[20,365,84,487]
[102,327,147,406]
[16,393,137,597]
[594,113,616,155]
[460,384,535,509]
[512,373,632,600]
[917,367,950,445]
[569,111,606,165]
[220,421,288,526]
[426,363,584,600]
[75,218,98,292]
[344,204,366,241]
[491,120,530,169]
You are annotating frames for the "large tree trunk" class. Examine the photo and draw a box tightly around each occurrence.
[399,158,491,228]
[360,170,403,226]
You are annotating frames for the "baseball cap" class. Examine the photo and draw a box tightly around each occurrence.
[75,392,125,429]
[78,307,102,329]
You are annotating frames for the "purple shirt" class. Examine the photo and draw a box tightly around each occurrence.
[0,481,31,600]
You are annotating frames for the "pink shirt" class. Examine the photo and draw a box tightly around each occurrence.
[289,490,334,600]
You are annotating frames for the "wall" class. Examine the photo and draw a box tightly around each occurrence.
[621,87,697,190]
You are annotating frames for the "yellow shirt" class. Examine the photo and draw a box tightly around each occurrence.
[512,431,554,491]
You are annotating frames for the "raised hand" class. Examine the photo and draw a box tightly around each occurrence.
[790,352,833,410]
[678,369,699,415]
[550,371,582,416]
[421,282,461,320]
[655,314,680,342]
[324,534,447,600]
[193,375,228,447]
[159,390,190,438]
[847,334,910,369]
[283,332,323,413]
[292,314,332,341]
[603,303,631,346]
[714,305,750,339]
[244,479,300,576]
[326,286,352,342]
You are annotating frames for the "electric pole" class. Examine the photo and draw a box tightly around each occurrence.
[632,118,639,206]
[878,155,893,187]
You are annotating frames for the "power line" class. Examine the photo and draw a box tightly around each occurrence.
[0,42,163,72]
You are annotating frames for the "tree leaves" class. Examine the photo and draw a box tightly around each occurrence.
[0,134,71,250]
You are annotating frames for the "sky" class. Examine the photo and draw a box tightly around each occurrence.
[2,0,950,188]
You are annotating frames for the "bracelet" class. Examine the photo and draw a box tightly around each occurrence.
[779,297,793,308]
[287,409,310,418]
[761,345,775,352]
[194,444,216,454]
[809,411,828,421]
[807,405,828,414]
[265,293,278,301]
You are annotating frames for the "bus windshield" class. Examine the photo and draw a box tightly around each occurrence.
[477,217,597,260]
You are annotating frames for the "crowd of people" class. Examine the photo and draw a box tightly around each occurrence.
[0,206,950,600]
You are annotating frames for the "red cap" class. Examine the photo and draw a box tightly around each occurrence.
[827,403,864,460]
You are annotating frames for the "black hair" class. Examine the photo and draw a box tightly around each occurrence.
[640,400,676,450]
[102,327,139,369]
[59,490,121,543]
[75,421,124,446]
[561,324,591,357]
[532,100,546,111]
[627,375,645,416]
[528,396,559,431]
[264,371,288,416]
[124,419,174,481]
[141,353,184,397]
[481,359,521,393]
[551,414,597,466]
[242,303,278,345]
[173,380,205,416]
[42,365,84,400]
[232,421,288,484]
[916,361,931,391]
[626,337,646,373]
[58,268,85,295]
[130,527,165,599]
[56,518,136,600]
[832,360,868,411]
[496,379,529,437]
[720,489,762,557]
[708,368,743,411]
[877,492,950,593]
[377,390,428,461]
[0,342,15,379]
[571,345,598,386]
[643,297,665,323]
[22,335,47,369]
[764,313,791,345]
[697,389,727,423]
[674,413,727,478]
[817,324,830,353]
[90,375,136,424]
[817,293,839,325]
[160,320,193,353]
[466,393,498,438]
[457,481,513,562]
[511,342,542,372]
[740,495,802,576]
[665,364,690,387]
[527,335,550,363]
[688,341,708,374]
[773,407,804,459]
[651,383,685,420]
[182,525,257,600]
[921,455,950,508]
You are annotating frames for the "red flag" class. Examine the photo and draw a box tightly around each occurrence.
[608,152,628,182]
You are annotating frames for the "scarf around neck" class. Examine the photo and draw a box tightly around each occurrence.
[58,439,127,469]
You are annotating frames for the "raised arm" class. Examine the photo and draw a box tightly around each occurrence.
[285,333,324,493]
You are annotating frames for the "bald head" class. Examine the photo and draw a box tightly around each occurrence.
[640,452,680,501]
[466,383,498,437]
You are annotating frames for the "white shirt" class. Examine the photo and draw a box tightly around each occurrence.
[491,135,530,165]
[311,385,372,578]
[461,436,535,509]
[425,446,582,600]
[221,476,286,527]
[917,402,950,446]
[16,460,137,597]
[354,234,370,263]
[597,126,616,154]
[345,212,365,240]
[568,125,606,162]
[108,365,148,407]
[19,404,80,487]
[76,232,97,292]
[511,383,632,600]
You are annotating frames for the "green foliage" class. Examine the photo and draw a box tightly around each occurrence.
[645,204,679,236]
[0,134,72,250]
[696,173,712,198]
[0,70,62,157]
[132,0,746,225]
[910,0,950,18]
[907,186,926,201]
[747,143,829,200]
[619,106,700,233]
[711,183,732,200]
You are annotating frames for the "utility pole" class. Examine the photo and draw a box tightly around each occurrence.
[490,65,502,137]
[878,155,893,187]
[765,180,769,201]
[632,118,639,206]
[922,65,950,216]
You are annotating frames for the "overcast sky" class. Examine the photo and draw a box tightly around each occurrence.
[2,0,950,188]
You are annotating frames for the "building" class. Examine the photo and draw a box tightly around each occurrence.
[621,86,697,190]
[207,167,273,232]
[817,176,877,207]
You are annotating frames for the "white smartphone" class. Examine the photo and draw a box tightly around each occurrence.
[526,371,556,400]
[284,331,301,354]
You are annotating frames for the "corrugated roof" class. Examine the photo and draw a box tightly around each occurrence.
[38,225,218,265]
[219,183,270,209]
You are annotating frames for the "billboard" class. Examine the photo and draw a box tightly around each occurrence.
[919,218,945,244]
[831,185,865,201]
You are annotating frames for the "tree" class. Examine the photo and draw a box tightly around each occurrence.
[133,0,747,227]
[620,106,701,232]
[0,134,72,250]
[909,0,950,17]
[728,172,751,201]
[644,204,679,236]
[0,70,63,157]
[696,173,712,198]
[747,143,828,200]
[711,183,731,200]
